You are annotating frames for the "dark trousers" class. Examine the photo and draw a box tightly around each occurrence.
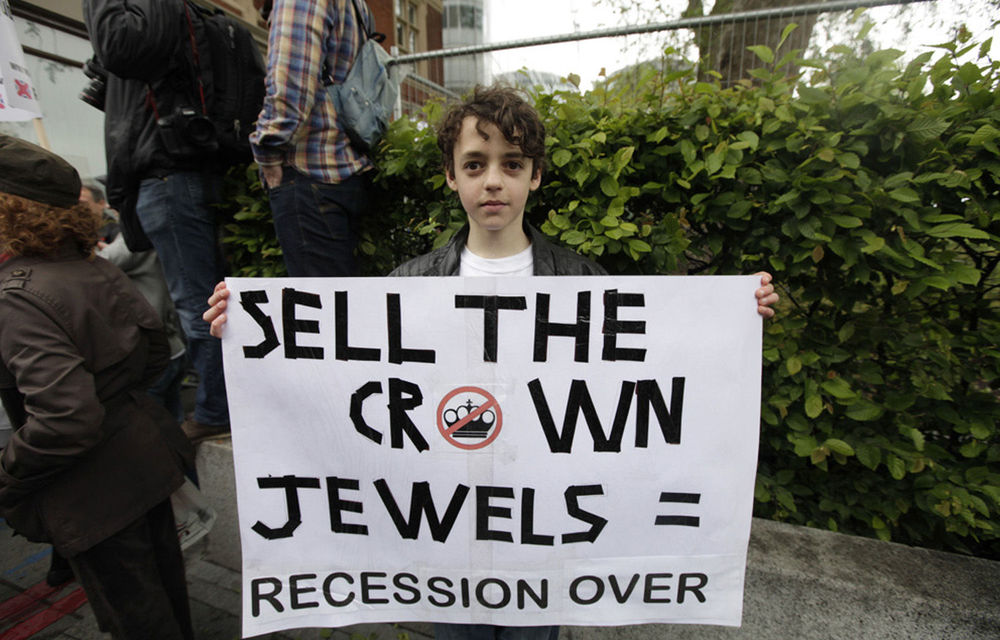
[267,168,371,277]
[68,500,194,640]
[137,172,228,426]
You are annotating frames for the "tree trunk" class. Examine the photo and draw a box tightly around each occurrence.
[688,0,820,86]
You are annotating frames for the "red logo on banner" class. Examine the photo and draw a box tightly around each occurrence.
[436,386,503,450]
[14,79,31,99]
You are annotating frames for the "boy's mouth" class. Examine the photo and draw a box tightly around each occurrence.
[482,200,506,211]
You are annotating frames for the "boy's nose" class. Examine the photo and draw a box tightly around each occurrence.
[484,166,503,189]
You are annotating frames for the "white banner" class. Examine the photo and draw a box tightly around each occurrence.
[0,2,43,121]
[222,275,762,637]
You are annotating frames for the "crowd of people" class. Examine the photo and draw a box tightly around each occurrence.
[0,1,777,640]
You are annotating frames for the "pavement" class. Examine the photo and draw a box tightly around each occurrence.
[0,516,436,640]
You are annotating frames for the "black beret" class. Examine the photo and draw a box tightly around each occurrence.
[0,134,82,209]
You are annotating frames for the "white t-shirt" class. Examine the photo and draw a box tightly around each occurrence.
[460,244,533,277]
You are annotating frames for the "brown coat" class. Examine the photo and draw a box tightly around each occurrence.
[0,249,193,556]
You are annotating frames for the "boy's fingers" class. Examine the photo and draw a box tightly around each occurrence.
[759,292,779,306]
[203,298,226,323]
[210,314,226,339]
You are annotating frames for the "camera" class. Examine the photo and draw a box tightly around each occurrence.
[156,107,219,158]
[79,57,107,111]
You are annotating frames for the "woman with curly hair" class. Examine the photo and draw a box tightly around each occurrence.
[0,135,196,640]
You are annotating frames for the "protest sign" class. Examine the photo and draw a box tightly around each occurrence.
[222,275,762,637]
[0,1,43,122]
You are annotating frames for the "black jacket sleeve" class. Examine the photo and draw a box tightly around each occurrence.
[83,0,183,79]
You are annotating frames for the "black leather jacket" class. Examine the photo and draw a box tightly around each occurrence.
[390,224,608,277]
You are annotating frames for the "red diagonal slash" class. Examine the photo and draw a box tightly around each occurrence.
[444,399,498,437]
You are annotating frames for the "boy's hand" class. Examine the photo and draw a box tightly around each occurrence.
[203,280,230,339]
[755,272,779,319]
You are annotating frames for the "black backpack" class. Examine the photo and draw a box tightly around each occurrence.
[175,1,266,165]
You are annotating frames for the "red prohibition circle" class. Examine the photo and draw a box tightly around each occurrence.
[436,386,503,450]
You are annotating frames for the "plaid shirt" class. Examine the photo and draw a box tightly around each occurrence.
[250,0,372,183]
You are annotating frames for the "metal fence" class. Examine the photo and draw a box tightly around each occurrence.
[388,0,982,115]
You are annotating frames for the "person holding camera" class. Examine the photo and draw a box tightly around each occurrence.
[83,0,231,443]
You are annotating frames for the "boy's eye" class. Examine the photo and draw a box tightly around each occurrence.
[504,161,524,171]
[464,161,482,171]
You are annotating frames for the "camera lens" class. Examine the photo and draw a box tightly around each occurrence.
[185,115,216,146]
[79,78,107,111]
[79,58,107,111]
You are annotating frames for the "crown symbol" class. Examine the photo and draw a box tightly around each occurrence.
[443,399,496,439]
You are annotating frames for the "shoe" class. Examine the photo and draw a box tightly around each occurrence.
[181,419,230,444]
[46,550,74,587]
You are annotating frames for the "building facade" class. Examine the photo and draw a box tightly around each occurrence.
[441,0,488,94]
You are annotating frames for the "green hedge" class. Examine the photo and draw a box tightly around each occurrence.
[222,29,1000,558]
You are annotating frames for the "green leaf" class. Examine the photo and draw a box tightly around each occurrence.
[648,127,670,143]
[777,23,798,51]
[846,400,882,421]
[798,87,828,105]
[906,117,950,141]
[706,150,724,175]
[754,478,771,502]
[805,394,823,418]
[600,176,619,197]
[886,455,906,480]
[552,149,573,168]
[888,188,921,203]
[748,45,774,64]
[856,444,881,470]
[824,439,854,457]
[925,223,990,239]
[837,152,860,169]
[829,214,862,228]
[787,356,802,375]
[680,139,697,165]
[821,377,855,399]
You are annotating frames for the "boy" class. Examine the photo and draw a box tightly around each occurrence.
[388,86,607,279]
[206,86,778,639]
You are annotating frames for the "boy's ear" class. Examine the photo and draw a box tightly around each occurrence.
[530,166,542,191]
[445,169,458,192]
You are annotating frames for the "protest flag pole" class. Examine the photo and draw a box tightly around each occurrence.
[32,117,50,150]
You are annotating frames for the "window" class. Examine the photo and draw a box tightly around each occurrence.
[395,0,420,53]
[458,5,482,29]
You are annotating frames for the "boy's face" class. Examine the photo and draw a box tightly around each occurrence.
[446,116,541,236]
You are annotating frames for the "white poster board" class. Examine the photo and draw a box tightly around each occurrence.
[222,275,762,637]
[0,2,43,121]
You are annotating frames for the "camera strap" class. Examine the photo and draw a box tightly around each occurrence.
[145,1,209,120]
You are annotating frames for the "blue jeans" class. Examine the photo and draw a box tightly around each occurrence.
[267,168,371,277]
[137,172,229,425]
[433,624,559,640]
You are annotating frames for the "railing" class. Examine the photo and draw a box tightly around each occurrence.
[387,0,943,113]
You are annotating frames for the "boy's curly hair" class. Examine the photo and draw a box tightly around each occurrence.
[0,193,100,257]
[437,85,546,178]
